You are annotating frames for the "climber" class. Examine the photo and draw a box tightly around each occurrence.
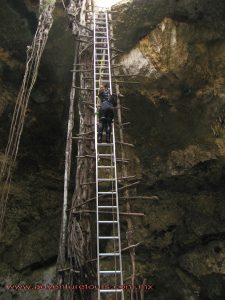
[97,84,117,143]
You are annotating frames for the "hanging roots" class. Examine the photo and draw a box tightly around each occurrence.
[0,1,56,231]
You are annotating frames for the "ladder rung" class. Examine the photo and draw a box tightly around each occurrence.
[96,60,109,62]
[98,178,115,181]
[96,47,108,50]
[95,78,109,82]
[98,192,117,195]
[99,236,119,239]
[99,270,121,273]
[96,73,109,75]
[95,53,108,56]
[98,220,118,223]
[99,252,120,256]
[98,153,113,157]
[98,166,114,168]
[98,205,117,209]
[100,289,123,293]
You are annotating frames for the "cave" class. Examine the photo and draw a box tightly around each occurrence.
[1,0,225,299]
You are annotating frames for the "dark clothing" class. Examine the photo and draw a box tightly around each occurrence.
[99,89,111,103]
[98,89,117,143]
[98,119,112,143]
[98,89,117,107]
[99,100,114,120]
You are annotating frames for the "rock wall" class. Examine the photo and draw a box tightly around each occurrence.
[0,1,75,299]
[1,0,225,299]
[113,0,225,299]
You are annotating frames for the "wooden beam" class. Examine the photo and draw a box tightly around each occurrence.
[118,181,140,191]
[67,189,147,211]
[72,137,93,140]
[111,47,124,53]
[75,39,91,44]
[119,175,137,180]
[115,122,131,128]
[72,86,94,91]
[112,80,140,84]
[75,153,130,164]
[118,105,130,111]
[75,131,94,136]
[86,242,142,263]
[71,182,140,210]
[120,196,159,200]
[57,268,80,274]
[81,175,138,186]
[84,75,137,80]
[72,210,145,217]
[76,155,95,159]
[112,74,139,78]
[70,64,122,72]
[116,141,134,147]
[79,34,93,38]
[122,242,142,252]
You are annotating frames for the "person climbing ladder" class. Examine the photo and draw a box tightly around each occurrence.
[97,83,117,143]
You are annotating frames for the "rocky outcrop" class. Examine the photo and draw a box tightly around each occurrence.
[1,0,225,299]
[116,0,225,182]
[113,0,225,299]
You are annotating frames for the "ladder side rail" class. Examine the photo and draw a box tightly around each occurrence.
[112,123,125,298]
[93,12,100,296]
[106,11,125,299]
[105,12,112,93]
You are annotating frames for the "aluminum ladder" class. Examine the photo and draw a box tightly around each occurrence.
[93,10,124,300]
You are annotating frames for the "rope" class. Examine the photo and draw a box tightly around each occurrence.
[0,2,56,231]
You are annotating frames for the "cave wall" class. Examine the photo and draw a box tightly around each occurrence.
[1,0,225,299]
[0,1,75,299]
[113,0,225,299]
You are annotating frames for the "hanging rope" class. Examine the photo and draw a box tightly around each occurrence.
[0,0,56,231]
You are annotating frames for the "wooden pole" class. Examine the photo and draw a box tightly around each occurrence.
[116,83,137,300]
